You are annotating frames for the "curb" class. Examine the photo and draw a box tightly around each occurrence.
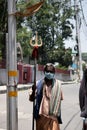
[0,84,33,94]
[61,79,80,85]
[0,81,77,94]
[61,81,77,85]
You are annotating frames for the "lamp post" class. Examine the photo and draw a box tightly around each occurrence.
[7,0,18,130]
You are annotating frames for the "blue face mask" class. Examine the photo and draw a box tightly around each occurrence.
[45,72,54,80]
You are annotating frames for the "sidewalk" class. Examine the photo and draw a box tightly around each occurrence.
[0,79,78,94]
[0,83,33,94]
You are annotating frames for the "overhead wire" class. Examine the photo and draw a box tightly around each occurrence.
[79,0,87,26]
[79,0,87,38]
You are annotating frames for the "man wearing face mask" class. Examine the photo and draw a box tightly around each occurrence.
[29,63,63,130]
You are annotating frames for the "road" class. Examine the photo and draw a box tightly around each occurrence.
[0,83,83,130]
[60,83,83,130]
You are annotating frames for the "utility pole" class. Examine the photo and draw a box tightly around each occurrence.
[74,0,83,80]
[7,1,18,130]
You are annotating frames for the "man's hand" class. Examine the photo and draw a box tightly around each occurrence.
[29,85,36,101]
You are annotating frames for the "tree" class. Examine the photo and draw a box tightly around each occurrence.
[0,0,75,67]
[24,0,74,66]
[0,0,7,33]
[0,0,7,60]
[17,26,32,63]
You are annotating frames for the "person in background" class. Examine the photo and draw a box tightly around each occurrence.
[79,68,87,118]
[29,63,63,130]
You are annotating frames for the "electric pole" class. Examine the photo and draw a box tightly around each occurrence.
[7,0,18,130]
[74,0,83,80]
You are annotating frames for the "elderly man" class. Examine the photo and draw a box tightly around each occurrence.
[29,63,63,130]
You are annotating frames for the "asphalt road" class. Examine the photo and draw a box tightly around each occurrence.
[0,82,83,130]
[60,83,83,130]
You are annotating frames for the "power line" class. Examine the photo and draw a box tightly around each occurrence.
[79,0,87,26]
[78,0,87,38]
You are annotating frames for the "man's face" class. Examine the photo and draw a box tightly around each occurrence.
[46,66,54,74]
[44,65,55,80]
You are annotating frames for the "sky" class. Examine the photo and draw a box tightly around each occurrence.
[65,0,87,53]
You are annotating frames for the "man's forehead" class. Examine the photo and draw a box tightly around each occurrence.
[47,66,53,70]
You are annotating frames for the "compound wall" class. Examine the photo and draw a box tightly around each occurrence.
[0,64,74,85]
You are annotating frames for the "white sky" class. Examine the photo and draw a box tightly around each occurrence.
[65,0,87,53]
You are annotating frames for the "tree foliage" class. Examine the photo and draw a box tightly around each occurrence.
[23,0,74,66]
[17,27,32,57]
[0,0,7,60]
[0,0,75,67]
